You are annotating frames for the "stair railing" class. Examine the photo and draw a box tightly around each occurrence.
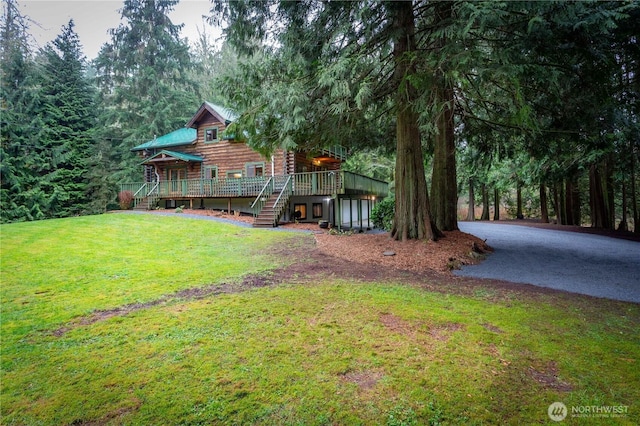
[131,183,147,209]
[133,183,147,198]
[250,177,273,217]
[147,169,161,196]
[271,175,293,226]
[140,169,161,210]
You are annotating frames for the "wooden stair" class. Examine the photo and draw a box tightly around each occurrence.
[133,197,151,211]
[253,193,280,228]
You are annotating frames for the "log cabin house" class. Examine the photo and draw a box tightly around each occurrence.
[121,102,388,228]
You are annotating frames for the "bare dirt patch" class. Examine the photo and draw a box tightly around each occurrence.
[528,361,574,392]
[429,322,465,341]
[52,273,281,336]
[178,209,255,225]
[481,323,505,334]
[379,313,464,343]
[379,313,417,339]
[340,370,385,391]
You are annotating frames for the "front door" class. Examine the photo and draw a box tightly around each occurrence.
[168,168,187,195]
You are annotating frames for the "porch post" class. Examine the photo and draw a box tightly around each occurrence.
[337,198,342,231]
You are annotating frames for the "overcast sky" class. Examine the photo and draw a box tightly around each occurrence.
[17,0,222,60]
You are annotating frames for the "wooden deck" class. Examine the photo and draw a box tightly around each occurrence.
[122,171,388,207]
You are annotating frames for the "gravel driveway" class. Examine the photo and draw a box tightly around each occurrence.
[455,222,640,303]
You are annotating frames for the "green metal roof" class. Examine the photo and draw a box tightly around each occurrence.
[204,102,238,123]
[140,150,203,164]
[131,128,197,152]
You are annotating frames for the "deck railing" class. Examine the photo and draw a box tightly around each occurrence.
[157,176,270,198]
[120,170,388,201]
[318,145,347,161]
[120,182,145,194]
[293,171,340,196]
[340,171,388,197]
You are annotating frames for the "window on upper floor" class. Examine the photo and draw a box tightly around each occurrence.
[246,162,265,177]
[203,166,218,179]
[204,127,219,143]
[227,170,243,179]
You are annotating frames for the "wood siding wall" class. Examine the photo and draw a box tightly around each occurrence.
[136,109,342,182]
[140,112,288,181]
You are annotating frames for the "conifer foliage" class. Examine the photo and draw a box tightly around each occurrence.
[94,0,199,182]
[1,6,99,221]
[0,0,41,222]
[36,20,97,218]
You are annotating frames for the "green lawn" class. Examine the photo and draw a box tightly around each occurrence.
[1,213,638,425]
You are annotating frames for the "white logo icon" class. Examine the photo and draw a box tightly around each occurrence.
[548,402,567,422]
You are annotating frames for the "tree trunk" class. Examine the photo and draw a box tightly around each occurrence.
[430,1,458,232]
[571,176,581,226]
[493,187,500,221]
[480,183,490,220]
[516,185,523,219]
[466,178,475,221]
[551,184,560,224]
[564,177,580,226]
[564,179,574,225]
[618,180,628,231]
[540,183,549,223]
[606,154,615,230]
[589,162,611,228]
[631,141,639,233]
[558,182,567,225]
[389,1,439,241]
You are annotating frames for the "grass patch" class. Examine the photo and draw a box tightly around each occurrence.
[0,213,310,346]
[1,214,639,424]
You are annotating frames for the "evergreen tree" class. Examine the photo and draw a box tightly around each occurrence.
[190,29,237,105]
[33,20,98,217]
[213,0,441,240]
[95,0,199,182]
[0,0,45,222]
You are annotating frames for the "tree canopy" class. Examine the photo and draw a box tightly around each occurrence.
[1,0,637,234]
[94,0,199,182]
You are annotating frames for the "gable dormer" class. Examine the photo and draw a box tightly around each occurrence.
[185,102,240,148]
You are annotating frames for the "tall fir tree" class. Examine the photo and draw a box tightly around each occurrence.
[35,19,97,218]
[0,0,46,222]
[95,0,199,182]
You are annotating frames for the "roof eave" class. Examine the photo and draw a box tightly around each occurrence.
[186,102,225,128]
[139,149,203,165]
